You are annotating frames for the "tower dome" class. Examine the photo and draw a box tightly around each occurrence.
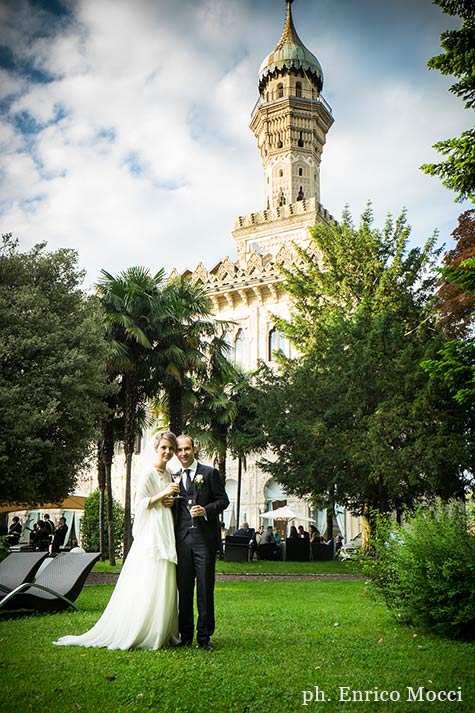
[258,0,323,94]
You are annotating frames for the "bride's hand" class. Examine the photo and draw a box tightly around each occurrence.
[165,483,180,497]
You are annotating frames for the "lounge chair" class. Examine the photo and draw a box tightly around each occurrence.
[0,551,100,612]
[0,552,50,595]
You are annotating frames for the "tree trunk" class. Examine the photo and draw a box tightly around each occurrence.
[102,416,116,567]
[123,449,133,560]
[168,383,183,435]
[236,457,242,528]
[100,413,117,566]
[325,508,333,542]
[361,501,371,550]
[97,442,106,561]
[122,376,137,561]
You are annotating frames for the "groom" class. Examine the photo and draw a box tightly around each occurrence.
[174,434,229,651]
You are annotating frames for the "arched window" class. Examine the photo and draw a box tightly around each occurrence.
[277,133,283,148]
[295,81,302,97]
[234,328,245,367]
[279,169,283,177]
[268,327,287,359]
[297,186,304,201]
[298,131,304,147]
[224,332,235,362]
[278,83,284,98]
[298,167,303,176]
[279,193,286,206]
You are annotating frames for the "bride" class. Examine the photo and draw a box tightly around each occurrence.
[54,430,180,650]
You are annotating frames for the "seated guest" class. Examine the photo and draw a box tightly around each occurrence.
[8,516,22,545]
[335,534,343,553]
[31,520,51,551]
[259,525,279,560]
[250,525,264,561]
[260,525,276,545]
[234,522,252,539]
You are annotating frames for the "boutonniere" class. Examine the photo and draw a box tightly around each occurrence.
[195,474,204,490]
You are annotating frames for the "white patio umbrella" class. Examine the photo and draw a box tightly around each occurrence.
[260,505,314,523]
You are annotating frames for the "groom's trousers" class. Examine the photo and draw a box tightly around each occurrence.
[176,532,216,645]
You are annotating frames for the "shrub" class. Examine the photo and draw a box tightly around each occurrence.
[362,500,475,640]
[80,490,125,556]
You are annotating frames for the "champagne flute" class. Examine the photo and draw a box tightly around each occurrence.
[187,498,197,528]
[172,473,183,499]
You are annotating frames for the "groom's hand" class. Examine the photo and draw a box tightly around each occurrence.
[190,505,206,518]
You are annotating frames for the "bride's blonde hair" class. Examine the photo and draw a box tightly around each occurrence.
[153,430,177,452]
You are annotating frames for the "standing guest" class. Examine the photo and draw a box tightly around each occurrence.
[8,516,22,545]
[298,525,309,541]
[174,434,229,651]
[51,517,69,554]
[43,513,55,536]
[309,525,320,543]
[288,524,299,540]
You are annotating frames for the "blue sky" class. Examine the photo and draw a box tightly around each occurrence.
[0,0,472,288]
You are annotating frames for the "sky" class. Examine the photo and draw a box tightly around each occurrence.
[0,0,472,290]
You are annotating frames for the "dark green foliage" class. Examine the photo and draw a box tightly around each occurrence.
[256,208,469,517]
[362,502,475,640]
[80,489,124,556]
[0,234,108,505]
[420,0,475,201]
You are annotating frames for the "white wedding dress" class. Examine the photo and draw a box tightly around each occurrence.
[54,467,179,650]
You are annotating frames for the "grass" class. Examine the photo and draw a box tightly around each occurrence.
[92,558,360,576]
[0,577,473,713]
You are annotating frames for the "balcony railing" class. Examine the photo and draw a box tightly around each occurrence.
[251,86,332,120]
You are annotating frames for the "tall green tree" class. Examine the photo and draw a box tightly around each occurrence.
[0,234,108,505]
[420,0,475,202]
[256,208,470,527]
[97,267,166,557]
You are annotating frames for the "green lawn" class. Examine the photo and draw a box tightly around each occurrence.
[0,578,472,713]
[93,558,360,576]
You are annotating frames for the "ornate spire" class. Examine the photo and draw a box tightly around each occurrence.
[276,0,301,52]
[258,0,323,93]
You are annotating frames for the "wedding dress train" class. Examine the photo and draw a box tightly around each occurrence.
[54,467,179,650]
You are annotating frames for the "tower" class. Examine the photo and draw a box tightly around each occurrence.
[251,0,333,211]
[233,0,334,265]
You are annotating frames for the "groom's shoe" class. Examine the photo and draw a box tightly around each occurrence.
[198,641,214,652]
[177,640,193,648]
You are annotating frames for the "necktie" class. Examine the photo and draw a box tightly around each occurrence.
[184,469,192,492]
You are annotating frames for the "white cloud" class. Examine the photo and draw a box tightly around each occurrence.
[0,0,472,289]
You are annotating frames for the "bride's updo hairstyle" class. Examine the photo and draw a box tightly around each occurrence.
[153,430,178,452]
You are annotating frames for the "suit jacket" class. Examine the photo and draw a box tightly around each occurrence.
[175,463,229,551]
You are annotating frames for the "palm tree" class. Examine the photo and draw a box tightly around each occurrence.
[97,266,166,558]
[153,276,230,434]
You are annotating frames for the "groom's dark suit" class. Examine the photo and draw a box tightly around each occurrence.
[174,462,229,647]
